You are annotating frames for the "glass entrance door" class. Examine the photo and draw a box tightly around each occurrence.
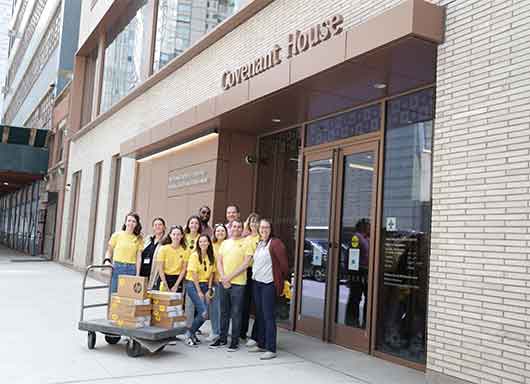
[296,141,379,352]
[330,142,379,351]
[297,151,334,337]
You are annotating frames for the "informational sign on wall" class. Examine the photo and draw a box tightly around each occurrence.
[168,170,208,191]
[386,217,397,232]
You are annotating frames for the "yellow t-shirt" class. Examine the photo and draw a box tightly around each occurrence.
[157,244,189,275]
[212,241,224,260]
[245,234,260,267]
[110,231,143,264]
[185,233,200,252]
[186,251,216,282]
[219,238,253,285]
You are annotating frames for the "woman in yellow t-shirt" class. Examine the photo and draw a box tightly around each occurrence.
[184,215,202,328]
[183,234,216,347]
[241,212,260,345]
[207,223,228,341]
[184,215,201,252]
[106,212,144,293]
[156,225,189,292]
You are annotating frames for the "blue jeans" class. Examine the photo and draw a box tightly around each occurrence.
[185,281,209,334]
[253,280,277,353]
[219,284,245,344]
[208,283,221,336]
[111,262,136,293]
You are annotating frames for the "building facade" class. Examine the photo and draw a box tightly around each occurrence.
[61,1,530,383]
[0,0,81,256]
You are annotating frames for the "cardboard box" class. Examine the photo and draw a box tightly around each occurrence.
[152,304,184,315]
[111,295,151,306]
[151,317,187,329]
[110,303,152,318]
[109,312,151,323]
[152,310,186,322]
[112,318,150,329]
[117,276,148,299]
[149,290,184,306]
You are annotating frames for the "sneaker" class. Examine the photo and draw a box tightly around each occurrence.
[196,329,203,336]
[206,334,219,342]
[246,339,257,347]
[260,351,277,360]
[191,334,201,344]
[248,346,266,353]
[227,342,239,352]
[185,337,198,347]
[209,339,227,349]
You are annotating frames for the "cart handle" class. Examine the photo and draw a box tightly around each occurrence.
[80,260,114,322]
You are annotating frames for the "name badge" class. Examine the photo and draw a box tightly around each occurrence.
[143,258,151,264]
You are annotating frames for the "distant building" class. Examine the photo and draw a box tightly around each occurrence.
[0,0,81,257]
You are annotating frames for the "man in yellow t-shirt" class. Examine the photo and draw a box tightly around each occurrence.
[210,219,253,351]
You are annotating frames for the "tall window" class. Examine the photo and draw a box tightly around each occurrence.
[100,1,149,113]
[81,48,98,125]
[376,88,434,364]
[153,0,238,71]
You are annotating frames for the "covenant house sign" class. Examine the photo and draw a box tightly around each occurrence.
[222,15,344,91]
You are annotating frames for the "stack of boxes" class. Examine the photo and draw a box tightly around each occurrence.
[149,291,186,329]
[109,276,151,329]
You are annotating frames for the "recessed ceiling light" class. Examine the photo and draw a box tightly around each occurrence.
[373,83,387,89]
[2,182,8,186]
[272,118,281,123]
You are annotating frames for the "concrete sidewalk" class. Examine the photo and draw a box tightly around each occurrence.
[0,245,426,384]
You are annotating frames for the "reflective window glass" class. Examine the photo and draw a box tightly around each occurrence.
[376,87,434,364]
[100,1,149,113]
[153,0,238,71]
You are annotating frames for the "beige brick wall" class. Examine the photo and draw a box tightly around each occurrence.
[428,0,530,383]
[78,0,114,49]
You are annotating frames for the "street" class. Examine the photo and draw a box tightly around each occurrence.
[0,247,425,384]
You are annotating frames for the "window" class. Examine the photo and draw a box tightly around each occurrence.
[66,171,82,261]
[376,87,435,364]
[153,0,237,71]
[86,162,103,265]
[100,1,149,113]
[305,103,381,147]
[81,49,98,125]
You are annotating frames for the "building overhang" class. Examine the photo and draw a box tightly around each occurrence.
[120,0,444,159]
[0,125,50,195]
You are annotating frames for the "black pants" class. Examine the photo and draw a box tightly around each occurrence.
[157,275,181,292]
[253,281,277,352]
[240,268,258,340]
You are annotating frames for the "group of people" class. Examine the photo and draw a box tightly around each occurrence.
[105,204,289,360]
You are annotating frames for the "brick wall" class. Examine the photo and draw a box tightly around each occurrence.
[428,1,530,383]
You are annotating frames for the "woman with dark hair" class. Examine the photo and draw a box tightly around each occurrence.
[106,212,144,293]
[207,223,228,342]
[248,218,288,360]
[184,215,202,251]
[183,234,216,346]
[156,225,189,292]
[184,215,202,328]
[141,217,166,289]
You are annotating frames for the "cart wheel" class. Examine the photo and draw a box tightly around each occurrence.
[126,339,142,357]
[105,335,121,345]
[87,332,96,349]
